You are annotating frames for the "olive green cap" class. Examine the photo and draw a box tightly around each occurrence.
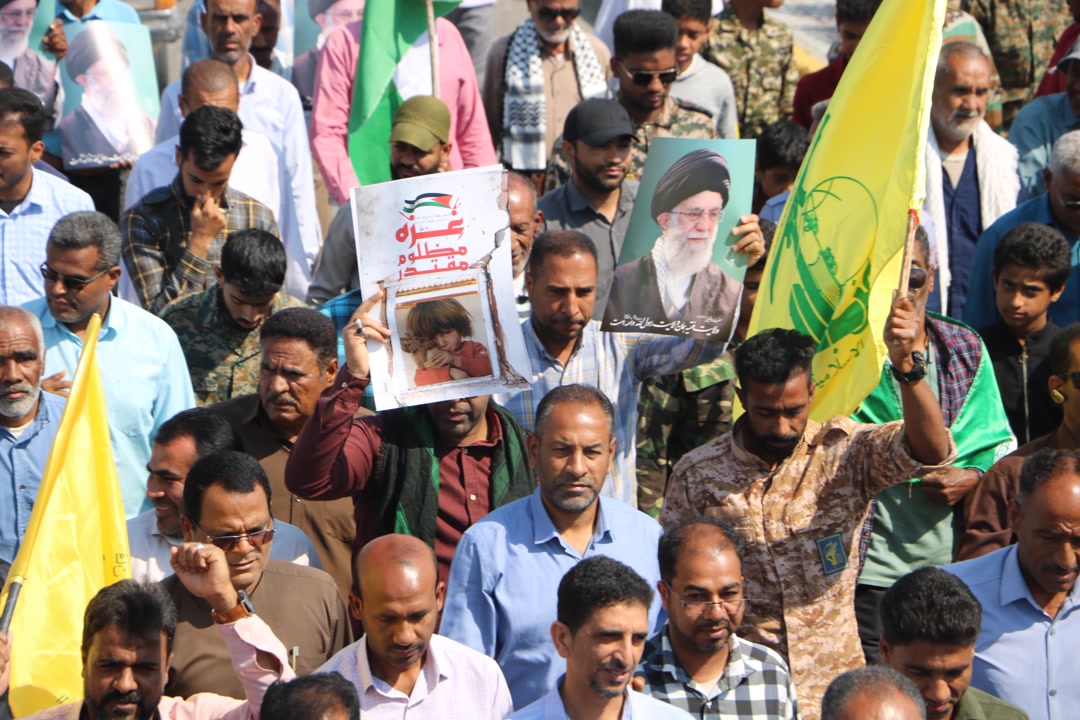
[390,95,451,150]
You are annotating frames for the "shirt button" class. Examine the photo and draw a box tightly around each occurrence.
[242,632,250,640]
[1050,690,1058,697]
[341,381,348,388]
[469,494,477,501]
[1050,628,1056,636]
[18,486,24,492]
[463,448,470,455]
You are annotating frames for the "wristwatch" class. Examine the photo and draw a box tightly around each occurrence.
[889,350,927,384]
[211,590,255,624]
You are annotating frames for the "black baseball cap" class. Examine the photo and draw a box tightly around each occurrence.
[563,98,636,146]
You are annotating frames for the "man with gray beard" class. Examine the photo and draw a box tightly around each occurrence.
[0,305,63,584]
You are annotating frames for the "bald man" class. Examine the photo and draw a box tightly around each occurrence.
[508,171,543,320]
[821,667,926,720]
[316,535,513,718]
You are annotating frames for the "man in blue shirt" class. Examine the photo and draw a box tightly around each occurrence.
[23,211,194,518]
[946,448,1080,720]
[0,304,64,583]
[441,384,665,710]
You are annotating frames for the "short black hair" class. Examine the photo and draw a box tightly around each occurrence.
[261,673,360,720]
[880,567,981,649]
[260,307,338,372]
[658,517,745,584]
[660,0,710,23]
[527,230,598,277]
[757,120,809,172]
[535,384,615,437]
[82,580,178,657]
[220,229,288,297]
[557,556,654,633]
[991,222,1071,292]
[177,105,243,172]
[154,407,241,457]
[182,450,272,526]
[1050,323,1080,375]
[0,61,14,89]
[836,0,883,25]
[734,328,817,387]
[613,10,679,59]
[0,87,45,144]
[1017,448,1080,507]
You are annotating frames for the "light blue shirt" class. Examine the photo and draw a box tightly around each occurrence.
[962,194,1080,330]
[181,0,293,78]
[56,0,139,24]
[0,168,95,306]
[1008,92,1080,198]
[0,391,66,564]
[510,676,692,719]
[23,296,194,518]
[440,489,665,710]
[759,190,790,225]
[946,545,1080,720]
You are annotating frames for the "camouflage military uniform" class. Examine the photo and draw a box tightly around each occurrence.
[636,351,737,517]
[543,96,715,194]
[702,4,799,140]
[160,286,306,406]
[960,0,1072,129]
[943,8,1006,132]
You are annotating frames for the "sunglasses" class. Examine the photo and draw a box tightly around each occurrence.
[40,262,110,291]
[191,519,276,552]
[908,266,928,290]
[536,6,580,21]
[1058,371,1080,389]
[623,65,679,87]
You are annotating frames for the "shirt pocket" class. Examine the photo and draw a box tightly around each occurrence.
[785,526,851,601]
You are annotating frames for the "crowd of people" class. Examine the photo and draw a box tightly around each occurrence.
[0,0,1079,718]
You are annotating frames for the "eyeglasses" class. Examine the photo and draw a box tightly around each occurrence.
[622,65,679,87]
[908,266,928,290]
[1062,200,1080,211]
[0,9,34,20]
[670,208,725,223]
[190,519,276,552]
[664,582,748,616]
[39,262,110,291]
[536,6,580,22]
[1057,371,1080,389]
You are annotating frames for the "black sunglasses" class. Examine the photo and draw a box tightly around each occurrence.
[1058,372,1080,390]
[536,6,580,21]
[621,64,679,87]
[191,519,277,552]
[40,262,110,291]
[908,266,928,290]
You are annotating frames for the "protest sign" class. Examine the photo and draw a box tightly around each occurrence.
[352,165,532,409]
[602,137,755,340]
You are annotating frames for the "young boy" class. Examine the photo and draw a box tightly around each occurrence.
[662,0,738,138]
[405,297,493,387]
[978,222,1070,443]
[755,119,808,221]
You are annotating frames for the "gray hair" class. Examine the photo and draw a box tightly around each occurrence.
[1049,130,1080,177]
[810,99,830,124]
[47,211,122,270]
[935,41,989,85]
[821,666,926,720]
[0,305,44,355]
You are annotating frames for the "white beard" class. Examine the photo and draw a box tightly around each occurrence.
[0,33,28,66]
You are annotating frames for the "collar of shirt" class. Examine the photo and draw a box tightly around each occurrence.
[729,415,823,470]
[522,313,589,365]
[647,625,751,698]
[434,405,504,453]
[618,96,677,132]
[1050,91,1080,130]
[355,634,449,702]
[1029,193,1079,243]
[713,4,786,41]
[5,167,46,218]
[38,294,124,342]
[0,388,58,444]
[541,676,637,719]
[239,55,264,96]
[169,174,234,213]
[527,488,613,553]
[999,543,1079,616]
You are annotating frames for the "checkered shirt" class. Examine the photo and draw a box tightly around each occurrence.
[638,627,799,719]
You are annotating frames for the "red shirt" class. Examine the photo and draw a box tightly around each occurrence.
[792,56,847,128]
[1036,23,1080,97]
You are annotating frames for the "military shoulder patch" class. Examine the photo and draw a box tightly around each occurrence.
[816,533,848,576]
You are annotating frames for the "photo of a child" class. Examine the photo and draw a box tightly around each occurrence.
[403,297,493,387]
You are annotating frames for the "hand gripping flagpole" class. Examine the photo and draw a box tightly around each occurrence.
[426,0,440,100]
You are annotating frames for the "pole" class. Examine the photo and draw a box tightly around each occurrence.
[0,579,22,633]
[897,209,918,297]
[426,0,439,100]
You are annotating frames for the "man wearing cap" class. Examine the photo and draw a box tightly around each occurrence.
[603,148,742,339]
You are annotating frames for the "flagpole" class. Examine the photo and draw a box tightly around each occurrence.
[897,210,919,297]
[426,0,439,100]
[0,578,22,633]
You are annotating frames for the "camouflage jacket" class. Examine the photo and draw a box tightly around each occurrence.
[160,287,306,406]
[702,4,799,139]
[543,96,716,193]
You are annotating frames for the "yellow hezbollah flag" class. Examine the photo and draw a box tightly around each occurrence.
[1,313,131,717]
[748,0,945,421]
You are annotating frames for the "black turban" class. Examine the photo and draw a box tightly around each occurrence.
[650,148,731,220]
[66,23,129,79]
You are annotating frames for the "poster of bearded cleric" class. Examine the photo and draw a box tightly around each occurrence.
[57,21,158,170]
[602,138,756,340]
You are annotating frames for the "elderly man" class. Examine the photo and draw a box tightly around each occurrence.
[0,306,64,584]
[0,0,59,129]
[660,303,955,718]
[604,148,742,339]
[317,534,513,717]
[291,0,364,110]
[821,667,927,720]
[947,448,1080,720]
[483,0,609,181]
[509,171,543,319]
[24,211,193,518]
[965,131,1080,329]
[924,42,1022,318]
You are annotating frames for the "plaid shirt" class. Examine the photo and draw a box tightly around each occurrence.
[638,627,799,719]
[120,176,279,314]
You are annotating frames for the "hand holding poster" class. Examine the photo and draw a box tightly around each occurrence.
[352,165,532,409]
[602,137,756,340]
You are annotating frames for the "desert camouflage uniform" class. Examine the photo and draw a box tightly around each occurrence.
[960,0,1072,128]
[636,352,736,517]
[702,4,799,139]
[659,417,957,720]
[943,8,1006,132]
[543,96,715,193]
[160,286,306,406]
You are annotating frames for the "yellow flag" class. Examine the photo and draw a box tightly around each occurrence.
[1,313,131,717]
[748,0,945,421]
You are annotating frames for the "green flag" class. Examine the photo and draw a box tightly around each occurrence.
[348,0,461,186]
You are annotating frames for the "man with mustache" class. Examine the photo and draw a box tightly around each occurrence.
[441,384,664,709]
[636,518,798,718]
[923,42,1021,319]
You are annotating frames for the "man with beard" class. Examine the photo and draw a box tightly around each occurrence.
[509,170,543,319]
[0,0,60,131]
[510,556,690,719]
[604,148,742,339]
[290,0,363,110]
[315,534,513,717]
[636,518,798,719]
[923,42,1021,318]
[284,292,535,587]
[441,384,665,709]
[0,305,63,585]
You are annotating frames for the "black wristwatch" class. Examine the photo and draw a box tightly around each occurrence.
[889,350,927,384]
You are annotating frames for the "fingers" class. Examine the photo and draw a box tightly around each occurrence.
[170,541,215,574]
[730,215,765,265]
[347,290,391,344]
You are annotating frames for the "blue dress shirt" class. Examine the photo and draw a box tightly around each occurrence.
[0,391,66,564]
[946,545,1080,720]
[56,0,139,23]
[510,676,692,719]
[23,296,194,518]
[1009,92,1080,198]
[440,489,666,710]
[962,194,1080,330]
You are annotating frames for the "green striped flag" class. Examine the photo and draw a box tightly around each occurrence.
[348,0,461,186]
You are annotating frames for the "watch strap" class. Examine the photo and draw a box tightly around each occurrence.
[211,590,255,624]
